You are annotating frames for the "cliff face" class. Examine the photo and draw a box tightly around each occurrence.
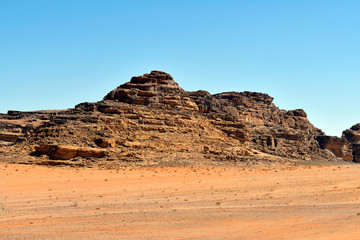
[316,124,360,163]
[0,71,350,167]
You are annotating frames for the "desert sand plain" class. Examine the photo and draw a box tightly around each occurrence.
[1,162,360,239]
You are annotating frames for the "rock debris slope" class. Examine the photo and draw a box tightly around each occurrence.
[0,71,356,167]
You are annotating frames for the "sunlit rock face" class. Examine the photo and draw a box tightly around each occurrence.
[104,71,198,110]
[0,70,353,166]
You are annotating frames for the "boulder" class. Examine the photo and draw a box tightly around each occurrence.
[94,138,115,148]
[0,132,23,142]
[35,145,106,160]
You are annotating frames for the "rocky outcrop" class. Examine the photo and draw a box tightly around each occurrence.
[342,124,360,162]
[316,136,353,161]
[0,132,23,142]
[34,145,106,160]
[0,70,354,166]
[343,124,360,144]
[104,71,198,110]
[316,124,360,163]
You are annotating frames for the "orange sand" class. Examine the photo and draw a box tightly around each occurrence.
[1,163,360,239]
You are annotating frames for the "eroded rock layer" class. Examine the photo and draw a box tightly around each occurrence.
[0,71,352,167]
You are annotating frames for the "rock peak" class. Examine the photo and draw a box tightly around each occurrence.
[104,71,198,110]
[128,70,177,86]
[145,70,173,80]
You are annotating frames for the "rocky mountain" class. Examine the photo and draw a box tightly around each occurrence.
[0,71,357,167]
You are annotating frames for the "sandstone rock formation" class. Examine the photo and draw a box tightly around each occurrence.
[34,145,106,160]
[316,136,353,161]
[315,124,360,163]
[342,124,360,162]
[0,70,355,167]
[104,71,198,110]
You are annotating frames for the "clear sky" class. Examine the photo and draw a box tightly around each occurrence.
[1,0,359,136]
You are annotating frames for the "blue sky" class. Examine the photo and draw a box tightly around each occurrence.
[1,0,359,136]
